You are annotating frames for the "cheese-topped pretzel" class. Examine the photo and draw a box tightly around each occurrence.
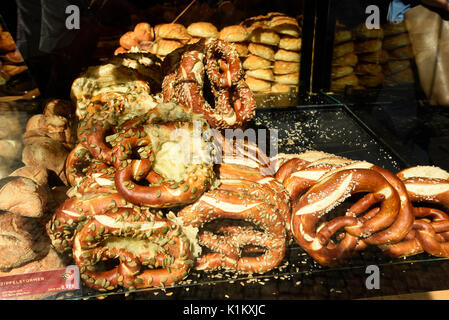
[291,169,401,266]
[73,208,192,291]
[178,186,286,274]
[112,119,215,208]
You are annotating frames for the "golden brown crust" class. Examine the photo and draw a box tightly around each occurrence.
[332,52,358,67]
[331,66,354,79]
[273,60,300,74]
[358,49,389,64]
[334,29,353,45]
[219,25,248,42]
[187,22,219,38]
[389,44,414,60]
[358,72,385,87]
[354,63,383,75]
[279,36,302,51]
[271,83,296,93]
[353,24,384,40]
[242,54,273,70]
[330,73,359,91]
[383,33,411,51]
[231,42,249,57]
[248,43,275,61]
[274,49,301,62]
[133,22,154,42]
[245,68,275,81]
[154,23,191,40]
[247,28,280,46]
[245,75,272,92]
[383,60,411,75]
[333,41,355,58]
[274,72,299,85]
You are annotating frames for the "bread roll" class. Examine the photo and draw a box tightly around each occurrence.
[273,61,300,74]
[333,41,355,58]
[187,22,219,38]
[274,72,299,85]
[334,29,353,45]
[3,65,27,77]
[331,66,354,79]
[120,31,139,50]
[269,16,301,37]
[389,44,414,60]
[358,73,384,87]
[383,21,407,37]
[245,68,275,81]
[274,49,300,62]
[134,22,154,42]
[232,42,249,57]
[383,33,411,51]
[248,29,280,46]
[150,39,184,56]
[353,24,384,40]
[246,76,272,92]
[383,60,411,75]
[279,36,302,51]
[330,73,359,91]
[25,114,73,145]
[332,52,358,66]
[248,43,275,61]
[0,212,49,271]
[219,25,248,42]
[243,54,273,70]
[354,39,383,54]
[354,63,383,75]
[9,166,48,186]
[389,67,414,83]
[0,139,22,163]
[0,32,16,52]
[271,83,296,93]
[358,49,389,64]
[155,23,190,40]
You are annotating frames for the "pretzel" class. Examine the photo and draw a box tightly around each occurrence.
[65,144,94,186]
[381,166,449,258]
[162,42,256,129]
[291,168,401,266]
[112,120,215,208]
[46,192,130,254]
[73,208,192,291]
[178,186,286,273]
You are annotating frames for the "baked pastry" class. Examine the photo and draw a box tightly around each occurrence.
[334,29,353,45]
[330,73,359,91]
[354,39,383,54]
[247,28,280,46]
[154,23,190,40]
[383,60,411,75]
[389,67,414,83]
[274,49,300,62]
[219,25,248,42]
[248,43,275,61]
[273,61,300,74]
[333,41,355,58]
[274,72,299,85]
[232,42,249,57]
[187,22,219,38]
[243,54,273,70]
[383,33,411,51]
[0,32,16,53]
[354,63,383,75]
[0,139,22,164]
[149,39,184,57]
[331,66,354,79]
[389,44,414,60]
[268,16,301,37]
[279,36,302,51]
[271,83,296,93]
[383,21,408,37]
[133,22,154,42]
[358,72,385,87]
[358,49,389,64]
[246,75,272,92]
[332,52,358,67]
[246,68,275,81]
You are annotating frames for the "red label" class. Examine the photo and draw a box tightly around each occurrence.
[0,265,80,299]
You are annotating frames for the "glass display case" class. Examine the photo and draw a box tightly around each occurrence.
[0,0,448,301]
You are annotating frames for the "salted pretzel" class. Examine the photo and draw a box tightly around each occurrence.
[291,168,402,266]
[382,166,449,258]
[46,192,130,254]
[65,144,95,186]
[73,208,192,291]
[162,40,256,129]
[178,186,286,274]
[111,118,215,208]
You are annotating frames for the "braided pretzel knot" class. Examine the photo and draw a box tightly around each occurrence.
[46,192,131,254]
[73,208,192,291]
[291,168,402,266]
[178,186,286,274]
[162,40,255,129]
[382,166,449,258]
[111,118,215,208]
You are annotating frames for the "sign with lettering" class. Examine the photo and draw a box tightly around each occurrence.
[0,265,80,299]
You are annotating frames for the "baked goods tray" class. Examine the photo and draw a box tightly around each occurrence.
[58,103,448,300]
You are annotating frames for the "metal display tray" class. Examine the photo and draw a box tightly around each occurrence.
[58,104,448,300]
